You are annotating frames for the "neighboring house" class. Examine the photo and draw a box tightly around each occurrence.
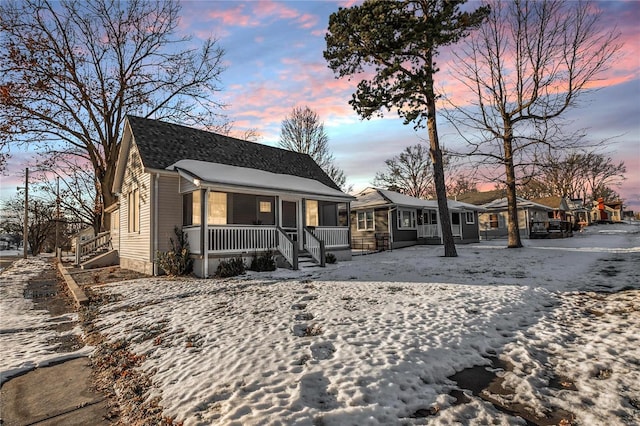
[70,227,95,253]
[350,187,483,251]
[591,198,623,223]
[529,196,574,238]
[110,116,354,277]
[456,189,506,206]
[567,198,591,228]
[471,196,554,239]
[530,196,572,221]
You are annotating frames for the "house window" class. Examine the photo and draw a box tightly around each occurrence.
[397,209,416,229]
[357,210,374,231]
[489,213,499,229]
[128,188,139,233]
[259,201,272,213]
[430,211,438,224]
[306,200,319,227]
[208,192,227,225]
[465,211,475,224]
[182,191,201,226]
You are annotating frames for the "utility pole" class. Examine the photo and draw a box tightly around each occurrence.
[56,176,60,258]
[23,168,28,259]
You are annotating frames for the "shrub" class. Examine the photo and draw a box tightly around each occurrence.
[250,250,277,272]
[325,252,337,264]
[156,227,193,276]
[215,257,246,278]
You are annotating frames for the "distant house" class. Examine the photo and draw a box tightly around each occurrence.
[70,227,95,253]
[458,191,554,239]
[567,198,591,228]
[529,196,574,238]
[530,196,572,221]
[591,198,623,223]
[104,116,354,277]
[350,187,483,251]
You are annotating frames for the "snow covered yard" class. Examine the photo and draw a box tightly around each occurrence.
[66,224,640,423]
[90,223,639,425]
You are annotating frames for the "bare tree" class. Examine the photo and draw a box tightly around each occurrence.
[447,173,479,198]
[446,0,621,247]
[35,157,102,233]
[583,153,626,202]
[0,0,226,230]
[3,194,57,255]
[373,144,435,198]
[325,0,489,257]
[279,106,347,190]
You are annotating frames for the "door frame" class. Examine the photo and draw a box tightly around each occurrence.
[279,197,303,249]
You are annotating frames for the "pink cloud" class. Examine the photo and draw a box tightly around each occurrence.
[296,13,318,29]
[207,5,257,27]
[254,1,299,20]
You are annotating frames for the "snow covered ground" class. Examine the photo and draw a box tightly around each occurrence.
[2,223,638,424]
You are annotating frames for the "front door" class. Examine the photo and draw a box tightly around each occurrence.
[451,212,462,237]
[281,199,302,249]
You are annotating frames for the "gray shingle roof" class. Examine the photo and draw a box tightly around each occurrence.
[126,115,340,190]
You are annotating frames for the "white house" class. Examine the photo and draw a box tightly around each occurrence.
[106,116,354,277]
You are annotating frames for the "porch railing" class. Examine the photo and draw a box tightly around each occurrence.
[208,226,278,253]
[417,224,440,238]
[309,226,349,248]
[75,231,111,265]
[304,228,325,267]
[417,224,462,238]
[530,220,573,237]
[184,225,347,269]
[277,227,298,270]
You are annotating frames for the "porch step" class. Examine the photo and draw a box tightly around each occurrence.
[297,251,322,269]
[80,249,119,270]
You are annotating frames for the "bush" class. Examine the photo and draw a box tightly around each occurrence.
[215,257,246,278]
[250,250,277,272]
[325,252,337,264]
[156,227,193,276]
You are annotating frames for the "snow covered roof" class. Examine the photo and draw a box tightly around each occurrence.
[126,115,341,191]
[483,197,553,211]
[352,188,485,211]
[170,159,353,200]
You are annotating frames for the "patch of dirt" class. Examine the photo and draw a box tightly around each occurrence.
[448,356,576,426]
[63,263,150,287]
[25,263,76,317]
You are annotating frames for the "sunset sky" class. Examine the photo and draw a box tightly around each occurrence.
[1,0,639,210]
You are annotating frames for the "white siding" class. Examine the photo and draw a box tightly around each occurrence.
[110,209,120,251]
[156,175,183,252]
[119,142,152,273]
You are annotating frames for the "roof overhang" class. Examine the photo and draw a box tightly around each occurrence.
[170,159,355,202]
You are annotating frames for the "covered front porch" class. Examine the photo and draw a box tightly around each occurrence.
[180,185,351,276]
[416,209,464,241]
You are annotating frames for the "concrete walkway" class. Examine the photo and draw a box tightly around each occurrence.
[0,357,111,425]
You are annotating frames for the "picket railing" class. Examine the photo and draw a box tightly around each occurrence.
[207,226,278,253]
[304,228,325,267]
[417,224,440,238]
[309,226,349,248]
[183,224,345,269]
[75,231,111,265]
[277,227,298,269]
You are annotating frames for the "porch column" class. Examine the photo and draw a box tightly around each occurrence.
[201,189,208,277]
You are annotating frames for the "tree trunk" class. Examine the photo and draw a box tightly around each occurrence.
[426,79,457,257]
[503,129,522,248]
